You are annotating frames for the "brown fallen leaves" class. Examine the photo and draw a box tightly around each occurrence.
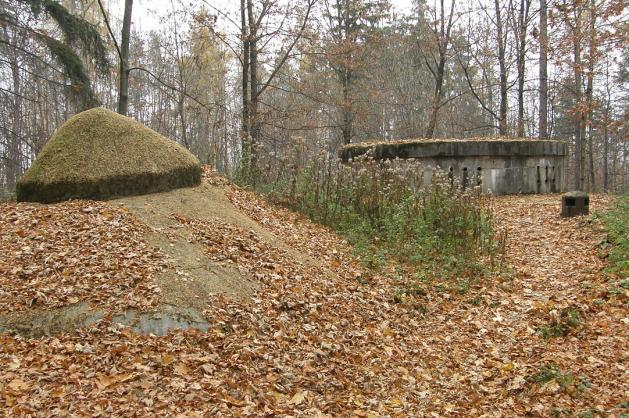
[0,202,169,312]
[1,177,628,416]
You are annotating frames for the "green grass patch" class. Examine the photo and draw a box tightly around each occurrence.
[595,194,629,279]
[530,364,591,397]
[0,189,15,202]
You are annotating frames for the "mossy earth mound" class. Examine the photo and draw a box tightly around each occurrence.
[16,107,201,203]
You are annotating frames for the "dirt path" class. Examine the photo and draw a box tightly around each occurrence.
[403,194,628,415]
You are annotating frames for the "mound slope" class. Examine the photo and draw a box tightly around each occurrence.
[16,107,201,203]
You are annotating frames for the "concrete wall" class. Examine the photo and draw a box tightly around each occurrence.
[339,140,567,195]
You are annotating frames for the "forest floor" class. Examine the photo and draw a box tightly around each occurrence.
[0,170,627,417]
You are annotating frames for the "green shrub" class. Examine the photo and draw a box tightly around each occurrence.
[530,364,591,396]
[0,189,15,202]
[260,153,506,281]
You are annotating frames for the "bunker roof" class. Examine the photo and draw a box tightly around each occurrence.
[339,137,567,162]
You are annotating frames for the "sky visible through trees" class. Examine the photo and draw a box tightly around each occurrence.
[0,0,628,194]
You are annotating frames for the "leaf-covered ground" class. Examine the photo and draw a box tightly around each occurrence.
[0,178,627,416]
[0,203,168,313]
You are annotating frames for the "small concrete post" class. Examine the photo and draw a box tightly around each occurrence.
[561,191,589,217]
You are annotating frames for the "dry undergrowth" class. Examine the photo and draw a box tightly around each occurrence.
[340,136,553,152]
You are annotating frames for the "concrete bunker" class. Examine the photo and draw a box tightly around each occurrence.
[339,138,567,195]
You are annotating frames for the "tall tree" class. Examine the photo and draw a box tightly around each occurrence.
[235,0,315,181]
[538,0,549,138]
[585,0,596,190]
[0,0,109,190]
[555,0,586,189]
[3,0,109,110]
[423,0,457,138]
[510,0,532,137]
[602,58,612,191]
[494,0,509,135]
[118,0,133,115]
[323,0,390,144]
[97,0,133,115]
[240,0,250,160]
[458,1,510,136]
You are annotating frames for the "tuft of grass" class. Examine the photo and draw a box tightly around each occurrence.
[576,409,605,418]
[467,295,483,306]
[551,408,606,418]
[530,364,591,397]
[0,189,15,202]
[537,307,583,339]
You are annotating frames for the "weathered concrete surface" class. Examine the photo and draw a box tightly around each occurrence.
[340,139,567,160]
[339,139,567,195]
[561,191,589,217]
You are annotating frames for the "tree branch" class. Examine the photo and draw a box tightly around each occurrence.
[255,0,316,99]
[96,0,122,61]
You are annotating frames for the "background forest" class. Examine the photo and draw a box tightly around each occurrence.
[0,0,627,197]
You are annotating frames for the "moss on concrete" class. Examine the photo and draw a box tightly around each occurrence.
[17,107,201,203]
[339,137,567,161]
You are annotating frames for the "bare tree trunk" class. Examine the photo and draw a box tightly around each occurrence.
[614,136,629,190]
[603,59,611,191]
[585,0,596,191]
[426,58,446,138]
[248,0,258,146]
[573,96,584,191]
[341,70,352,144]
[573,13,585,190]
[495,0,508,135]
[587,122,595,191]
[170,11,190,151]
[539,0,548,138]
[240,0,250,155]
[602,121,609,191]
[8,49,22,191]
[117,0,133,115]
[178,95,189,149]
[515,0,530,137]
[426,0,456,138]
[247,0,259,179]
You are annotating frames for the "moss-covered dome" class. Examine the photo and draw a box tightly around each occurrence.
[17,107,201,203]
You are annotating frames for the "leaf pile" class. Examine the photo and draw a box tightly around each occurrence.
[0,202,169,313]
